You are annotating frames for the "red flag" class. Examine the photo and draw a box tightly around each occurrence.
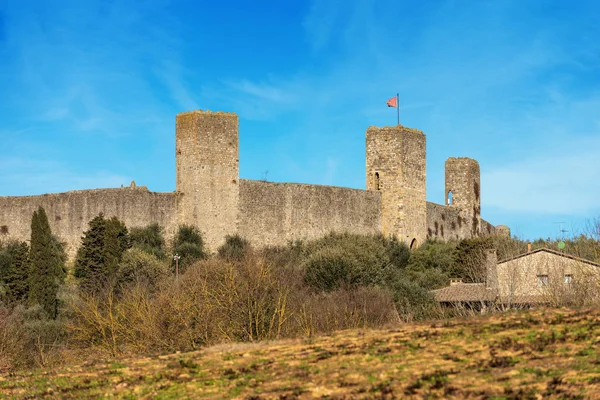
[386,96,397,108]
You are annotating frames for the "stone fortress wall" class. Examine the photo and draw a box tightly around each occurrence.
[238,180,381,247]
[0,109,506,258]
[0,187,179,258]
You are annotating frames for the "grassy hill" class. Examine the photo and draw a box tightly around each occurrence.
[2,307,600,399]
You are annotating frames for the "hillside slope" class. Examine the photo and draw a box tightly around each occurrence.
[2,308,600,399]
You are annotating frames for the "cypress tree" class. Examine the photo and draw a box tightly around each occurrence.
[104,216,131,278]
[4,241,30,305]
[75,214,130,294]
[28,207,63,318]
[0,243,10,286]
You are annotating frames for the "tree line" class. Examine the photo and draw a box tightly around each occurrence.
[1,206,599,371]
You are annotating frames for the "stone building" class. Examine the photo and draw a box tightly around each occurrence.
[0,110,503,258]
[433,248,600,309]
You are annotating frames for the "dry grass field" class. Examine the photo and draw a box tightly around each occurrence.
[2,307,600,399]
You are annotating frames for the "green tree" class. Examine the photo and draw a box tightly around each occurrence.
[0,243,9,283]
[407,240,457,275]
[28,207,65,318]
[218,234,251,262]
[75,214,131,294]
[171,225,206,272]
[453,236,495,282]
[117,248,169,291]
[130,223,166,259]
[3,241,30,305]
[302,233,407,292]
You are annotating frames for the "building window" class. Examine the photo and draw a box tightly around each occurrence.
[537,275,549,287]
[447,190,453,205]
[375,172,380,191]
[564,274,573,285]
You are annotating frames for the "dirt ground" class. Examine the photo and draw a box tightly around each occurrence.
[2,307,599,399]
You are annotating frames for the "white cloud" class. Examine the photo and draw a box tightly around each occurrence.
[226,80,295,104]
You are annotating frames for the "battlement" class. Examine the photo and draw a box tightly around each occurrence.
[176,110,238,117]
[0,186,151,200]
[366,125,424,136]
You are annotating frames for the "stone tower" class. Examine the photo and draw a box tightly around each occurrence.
[366,125,427,249]
[445,157,481,237]
[175,111,239,250]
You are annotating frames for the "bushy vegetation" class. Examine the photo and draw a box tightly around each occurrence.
[218,234,251,262]
[129,223,166,260]
[1,211,600,373]
[28,207,67,318]
[74,214,131,295]
[171,224,206,271]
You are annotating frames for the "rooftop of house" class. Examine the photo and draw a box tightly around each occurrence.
[431,282,497,303]
[498,247,600,268]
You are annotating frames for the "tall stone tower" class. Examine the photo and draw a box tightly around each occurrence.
[445,157,481,237]
[366,125,427,249]
[175,111,239,250]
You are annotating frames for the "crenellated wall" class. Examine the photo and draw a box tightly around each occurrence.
[238,180,381,247]
[0,187,178,258]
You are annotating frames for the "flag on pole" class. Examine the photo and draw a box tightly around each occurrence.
[387,94,400,125]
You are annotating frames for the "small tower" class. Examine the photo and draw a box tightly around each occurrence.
[445,157,481,237]
[175,110,239,250]
[366,125,426,249]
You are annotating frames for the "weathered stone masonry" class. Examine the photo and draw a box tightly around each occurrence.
[238,180,381,247]
[0,187,178,258]
[0,110,505,258]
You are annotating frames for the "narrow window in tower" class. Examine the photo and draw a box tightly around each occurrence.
[410,238,417,250]
[375,172,380,191]
[447,190,453,205]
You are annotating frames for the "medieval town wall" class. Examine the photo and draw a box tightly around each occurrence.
[426,202,465,241]
[238,179,381,247]
[0,109,504,258]
[426,201,496,241]
[0,187,178,258]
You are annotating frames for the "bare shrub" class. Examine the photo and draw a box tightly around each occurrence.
[0,305,65,371]
[67,288,124,357]
[194,254,290,342]
[0,305,27,371]
[67,253,292,356]
[291,286,398,336]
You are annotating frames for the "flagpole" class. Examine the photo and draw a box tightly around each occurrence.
[397,93,400,125]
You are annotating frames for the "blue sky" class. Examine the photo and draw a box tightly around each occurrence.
[1,0,599,241]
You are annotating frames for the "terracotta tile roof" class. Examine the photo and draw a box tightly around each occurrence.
[431,283,497,303]
[498,248,600,267]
